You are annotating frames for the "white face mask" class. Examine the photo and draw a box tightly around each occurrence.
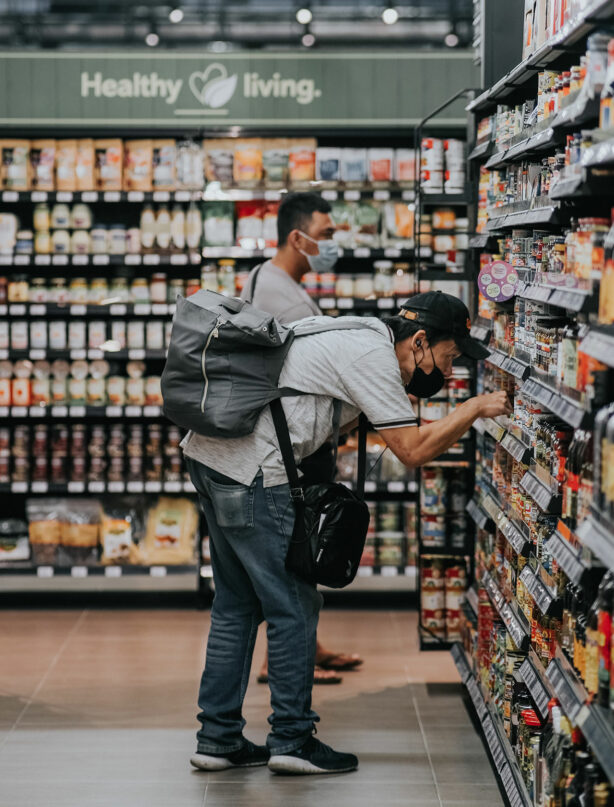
[297,231,339,272]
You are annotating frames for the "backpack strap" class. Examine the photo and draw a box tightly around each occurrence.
[244,263,264,304]
[291,318,387,340]
[356,414,368,498]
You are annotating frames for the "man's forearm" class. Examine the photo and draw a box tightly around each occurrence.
[409,398,480,465]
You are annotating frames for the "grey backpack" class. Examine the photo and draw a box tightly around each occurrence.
[161,289,381,438]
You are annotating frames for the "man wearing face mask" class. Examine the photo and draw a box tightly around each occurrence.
[241,192,362,687]
[184,280,512,777]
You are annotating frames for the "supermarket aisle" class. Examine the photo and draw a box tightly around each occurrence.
[0,608,502,807]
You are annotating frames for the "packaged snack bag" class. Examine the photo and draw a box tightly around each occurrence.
[124,140,153,192]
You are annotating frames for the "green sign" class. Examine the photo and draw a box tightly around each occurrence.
[0,51,478,128]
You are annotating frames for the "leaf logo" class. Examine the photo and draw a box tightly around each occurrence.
[189,63,238,109]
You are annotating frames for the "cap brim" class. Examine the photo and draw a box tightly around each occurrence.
[456,335,490,360]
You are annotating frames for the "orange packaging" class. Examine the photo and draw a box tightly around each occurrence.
[0,378,10,406]
[233,139,263,185]
[1,139,31,190]
[124,140,153,191]
[433,209,456,230]
[395,149,417,184]
[30,140,56,191]
[288,139,316,184]
[56,140,78,192]
[368,149,394,184]
[76,139,95,191]
[94,139,124,191]
[11,378,30,407]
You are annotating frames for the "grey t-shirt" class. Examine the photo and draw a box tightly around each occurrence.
[181,316,418,487]
[241,260,321,323]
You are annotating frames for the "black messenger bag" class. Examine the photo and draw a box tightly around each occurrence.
[270,398,370,589]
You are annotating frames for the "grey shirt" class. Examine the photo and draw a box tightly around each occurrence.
[241,259,321,323]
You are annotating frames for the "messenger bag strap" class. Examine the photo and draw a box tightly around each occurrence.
[356,414,368,499]
[244,263,264,304]
[269,398,304,505]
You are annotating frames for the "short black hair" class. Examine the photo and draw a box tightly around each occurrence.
[382,316,453,347]
[277,192,332,247]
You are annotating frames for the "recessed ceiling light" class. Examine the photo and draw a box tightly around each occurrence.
[301,32,316,47]
[445,32,459,47]
[169,8,184,23]
[382,7,399,25]
[145,32,159,46]
[296,8,313,24]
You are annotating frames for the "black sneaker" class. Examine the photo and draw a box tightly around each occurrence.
[268,737,358,775]
[190,740,270,772]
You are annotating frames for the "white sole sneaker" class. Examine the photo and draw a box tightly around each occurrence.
[268,756,358,775]
[190,753,268,771]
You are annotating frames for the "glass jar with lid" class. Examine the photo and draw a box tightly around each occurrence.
[71,230,91,255]
[71,203,92,230]
[150,274,168,304]
[15,230,33,255]
[392,263,413,296]
[201,263,218,292]
[69,278,88,304]
[91,226,108,254]
[51,203,71,229]
[50,278,69,305]
[335,275,355,298]
[90,278,109,305]
[373,261,394,297]
[168,278,184,303]
[52,229,70,254]
[354,274,375,299]
[33,203,50,232]
[109,276,130,302]
[131,278,150,303]
[29,278,48,304]
[34,230,51,255]
[8,275,29,303]
[108,225,127,255]
[218,260,236,296]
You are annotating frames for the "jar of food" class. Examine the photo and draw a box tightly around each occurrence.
[68,376,86,404]
[150,273,167,304]
[29,278,48,304]
[70,229,91,255]
[126,377,145,405]
[110,277,130,302]
[69,278,88,304]
[186,278,201,297]
[168,278,184,303]
[10,321,28,350]
[373,261,394,297]
[52,229,70,254]
[218,260,236,296]
[111,321,126,350]
[68,321,86,350]
[29,321,48,350]
[108,225,126,255]
[90,227,108,254]
[354,274,374,298]
[15,230,33,255]
[140,205,156,250]
[186,202,202,249]
[201,264,218,292]
[87,377,106,406]
[89,278,109,305]
[88,321,107,349]
[126,227,141,254]
[156,206,172,250]
[51,203,71,229]
[70,203,92,230]
[146,321,164,350]
[8,276,29,303]
[127,321,145,349]
[335,275,355,298]
[0,277,7,304]
[131,278,149,303]
[33,203,51,232]
[34,230,51,255]
[50,278,69,305]
[107,376,126,405]
[392,263,412,296]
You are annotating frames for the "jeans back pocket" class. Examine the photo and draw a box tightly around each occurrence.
[206,477,255,529]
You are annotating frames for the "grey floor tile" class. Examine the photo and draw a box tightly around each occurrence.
[438,782,503,802]
[0,781,208,807]
[430,756,499,784]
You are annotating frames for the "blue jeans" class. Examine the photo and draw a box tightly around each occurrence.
[186,457,323,755]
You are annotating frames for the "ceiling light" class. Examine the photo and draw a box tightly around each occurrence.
[301,32,316,47]
[169,8,184,23]
[296,8,313,24]
[210,40,231,52]
[445,32,459,47]
[382,7,399,25]
[145,32,159,47]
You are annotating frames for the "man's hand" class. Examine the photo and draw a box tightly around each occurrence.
[475,391,512,419]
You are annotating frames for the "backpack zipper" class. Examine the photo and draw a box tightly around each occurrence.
[200,317,222,414]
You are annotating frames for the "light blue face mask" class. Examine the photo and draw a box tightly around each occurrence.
[298,231,339,272]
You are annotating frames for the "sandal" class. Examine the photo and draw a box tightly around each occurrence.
[257,667,342,685]
[315,652,364,672]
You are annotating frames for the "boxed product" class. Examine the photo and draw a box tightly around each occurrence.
[341,148,368,184]
[124,140,153,192]
[204,139,234,185]
[94,139,124,191]
[262,139,289,186]
[233,139,263,185]
[316,147,341,184]
[203,201,234,247]
[152,139,176,191]
[56,140,77,192]
[1,139,30,190]
[235,200,265,248]
[288,138,316,184]
[141,497,198,565]
[100,497,145,565]
[76,139,95,191]
[368,148,394,184]
[30,140,56,191]
[395,149,417,184]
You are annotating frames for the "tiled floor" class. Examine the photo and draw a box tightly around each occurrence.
[0,607,503,807]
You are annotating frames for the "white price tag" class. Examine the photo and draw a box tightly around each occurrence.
[34,254,51,265]
[31,191,48,203]
[0,255,11,266]
[88,481,105,493]
[29,350,46,361]
[57,192,73,203]
[164,481,182,492]
[384,248,401,258]
[377,298,394,309]
[71,566,88,579]
[93,254,110,266]
[125,406,142,417]
[134,304,151,316]
[154,191,171,202]
[143,406,160,417]
[70,350,87,360]
[31,482,48,493]
[0,305,6,316]
[174,191,190,202]
[143,254,160,267]
[104,566,122,578]
[127,481,144,493]
[37,566,54,578]
[67,481,85,493]
[9,304,26,316]
[103,191,121,203]
[109,304,127,316]
[107,481,125,493]
[125,254,142,266]
[150,566,167,578]
[70,305,87,316]
[402,190,415,201]
[11,407,28,417]
[29,406,45,417]
[105,406,122,418]
[13,255,30,266]
[319,298,336,309]
[127,191,145,202]
[354,248,371,258]
[72,254,89,266]
[321,190,338,201]
[11,482,28,493]
[200,565,214,578]
[264,190,281,201]
[0,407,8,418]
[357,566,374,577]
[81,191,98,203]
[2,191,18,203]
[0,350,7,360]
[30,305,46,316]
[387,481,405,493]
[70,406,86,417]
[374,190,391,201]
[51,406,68,418]
[381,566,399,577]
[128,349,145,360]
[151,304,168,315]
[145,481,162,493]
[52,254,69,266]
[344,190,361,201]
[364,481,377,493]
[337,298,354,309]
[170,253,188,265]
[88,350,104,360]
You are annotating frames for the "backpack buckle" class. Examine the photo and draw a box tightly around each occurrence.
[290,486,305,502]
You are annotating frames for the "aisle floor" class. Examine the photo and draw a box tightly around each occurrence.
[0,607,503,807]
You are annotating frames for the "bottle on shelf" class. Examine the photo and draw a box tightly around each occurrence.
[140,204,156,250]
[595,571,613,709]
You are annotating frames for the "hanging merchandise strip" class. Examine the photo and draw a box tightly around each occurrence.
[576,514,614,573]
[519,651,554,721]
[519,565,559,616]
[519,470,562,515]
[486,349,530,381]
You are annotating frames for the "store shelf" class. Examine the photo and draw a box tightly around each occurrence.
[465,585,479,618]
[318,296,405,312]
[485,205,560,231]
[0,348,167,362]
[582,134,614,168]
[579,326,614,369]
[0,404,164,421]
[0,565,202,593]
[0,253,201,268]
[546,648,588,722]
[468,140,495,162]
[519,563,559,616]
[206,186,417,203]
[342,480,419,497]
[482,570,530,650]
[0,480,196,495]
[202,246,416,260]
[466,498,495,531]
[0,190,203,204]
[500,432,532,465]
[1,303,176,318]
[576,511,614,572]
[545,523,591,586]
[468,233,499,249]
[549,168,614,200]
[548,286,596,312]
[475,416,506,442]
[486,349,530,381]
[352,566,417,591]
[521,377,588,429]
[499,513,531,557]
[418,192,470,206]
[519,648,555,721]
[520,470,562,514]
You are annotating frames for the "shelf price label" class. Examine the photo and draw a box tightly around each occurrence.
[71,566,88,579]
[125,254,142,266]
[127,191,145,202]
[104,566,122,578]
[357,566,374,577]
[150,566,167,578]
[103,191,121,202]
[37,566,54,578]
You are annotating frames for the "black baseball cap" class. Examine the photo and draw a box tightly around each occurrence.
[399,291,489,360]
